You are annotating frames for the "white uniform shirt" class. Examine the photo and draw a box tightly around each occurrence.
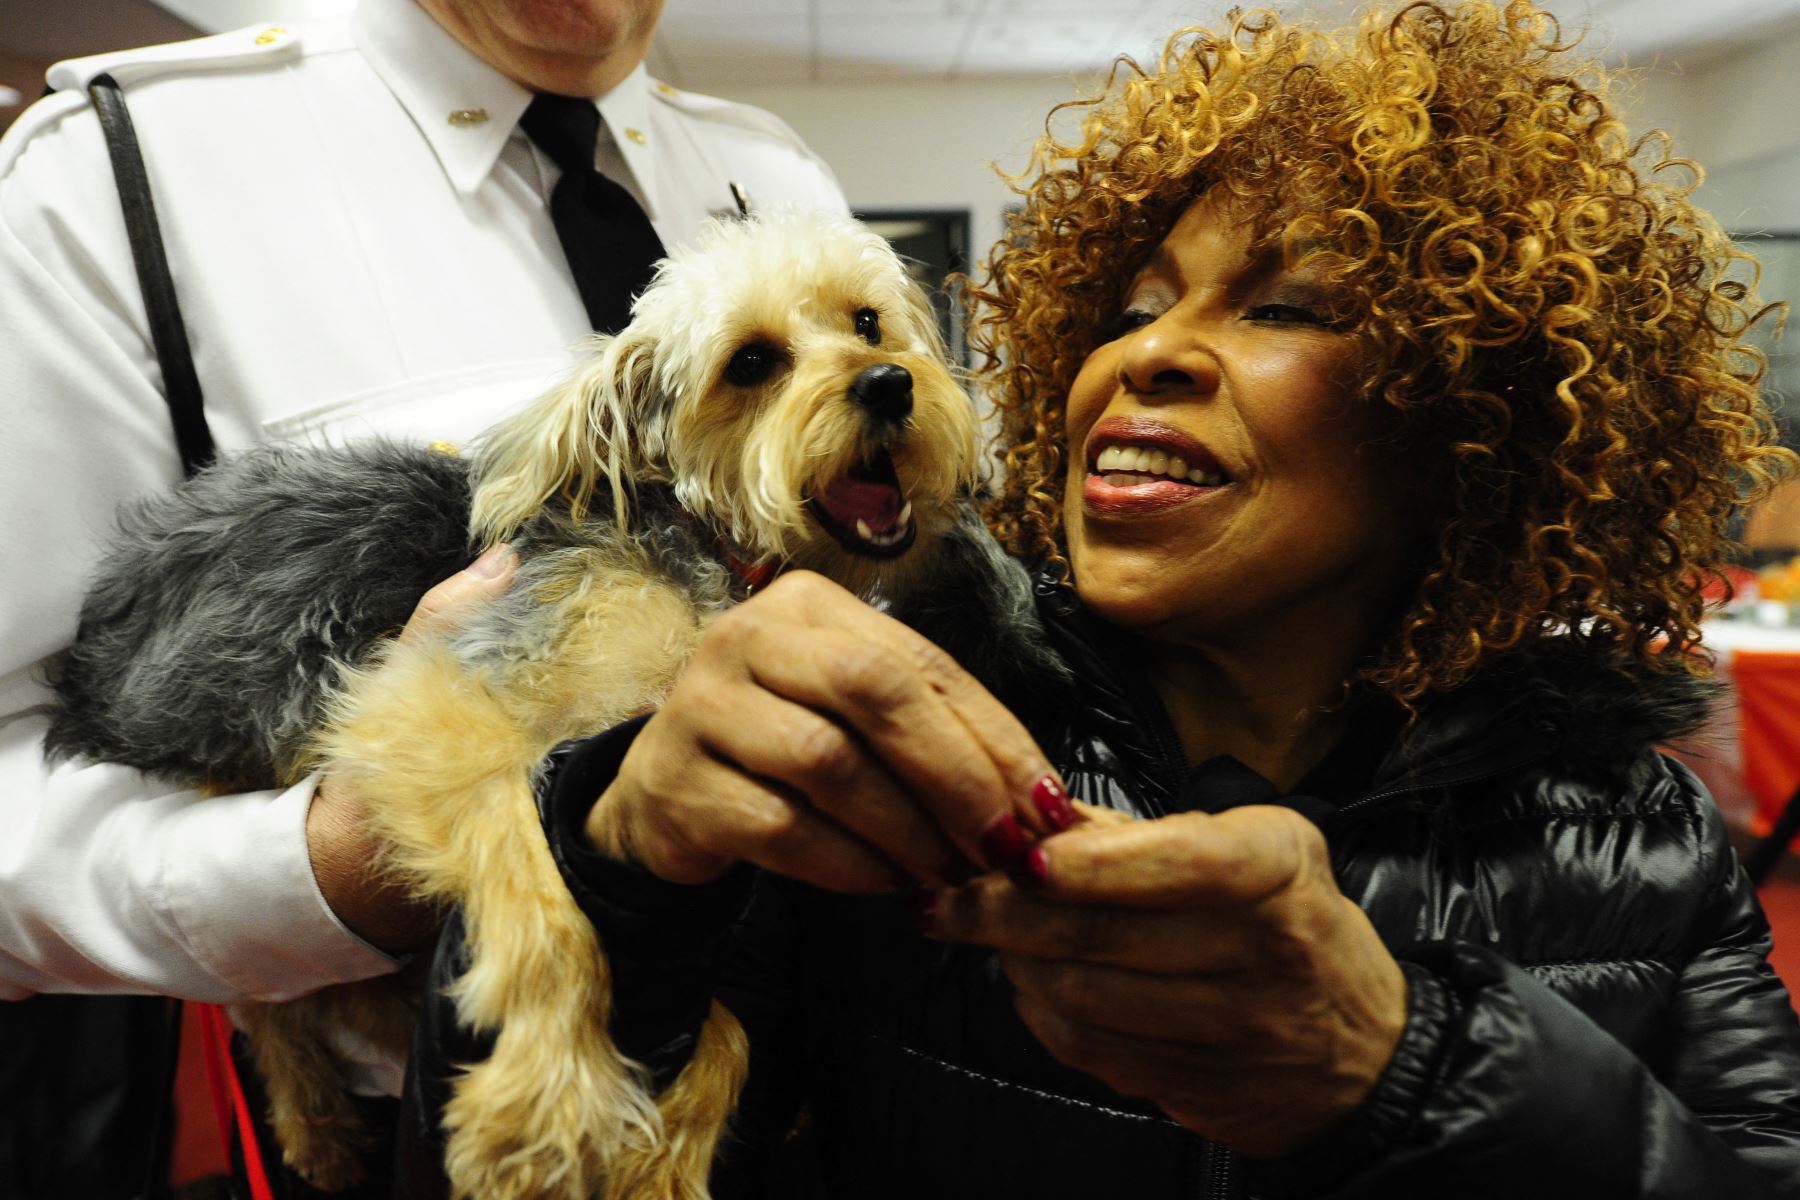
[0,0,848,1006]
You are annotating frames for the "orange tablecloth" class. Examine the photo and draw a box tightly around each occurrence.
[1733,648,1800,831]
[1702,619,1800,831]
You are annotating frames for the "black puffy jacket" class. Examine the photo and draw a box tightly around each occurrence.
[401,593,1800,1199]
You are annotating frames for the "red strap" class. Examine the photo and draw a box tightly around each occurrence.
[194,1002,276,1200]
[193,1006,234,1175]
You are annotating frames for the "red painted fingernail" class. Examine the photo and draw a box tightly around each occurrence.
[908,887,940,934]
[1031,774,1076,832]
[979,812,1029,870]
[1022,845,1051,888]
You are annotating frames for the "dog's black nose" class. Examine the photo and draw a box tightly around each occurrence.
[850,363,913,423]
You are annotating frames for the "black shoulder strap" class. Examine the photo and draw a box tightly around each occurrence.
[87,71,215,478]
[73,73,199,1198]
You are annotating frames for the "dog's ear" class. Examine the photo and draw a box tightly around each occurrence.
[891,265,981,492]
[896,269,954,366]
[470,328,659,545]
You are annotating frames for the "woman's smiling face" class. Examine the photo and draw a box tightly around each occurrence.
[1064,194,1424,652]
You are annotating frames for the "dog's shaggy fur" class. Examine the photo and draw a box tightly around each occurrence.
[47,443,473,790]
[48,211,1063,1200]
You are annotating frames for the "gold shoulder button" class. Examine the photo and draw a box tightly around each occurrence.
[428,441,462,457]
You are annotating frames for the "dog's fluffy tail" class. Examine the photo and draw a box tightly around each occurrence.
[45,441,472,792]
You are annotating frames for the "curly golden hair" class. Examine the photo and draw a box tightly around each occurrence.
[971,0,1795,704]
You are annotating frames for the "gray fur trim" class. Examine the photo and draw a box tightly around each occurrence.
[886,503,1073,724]
[1510,642,1725,770]
[46,443,474,791]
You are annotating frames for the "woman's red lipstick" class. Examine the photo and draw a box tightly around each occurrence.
[1082,417,1232,516]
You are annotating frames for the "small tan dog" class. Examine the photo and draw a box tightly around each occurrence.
[320,209,995,1200]
[53,210,1056,1199]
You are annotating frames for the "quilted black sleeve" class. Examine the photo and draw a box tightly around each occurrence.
[537,719,751,1077]
[1254,780,1800,1199]
[535,721,819,1193]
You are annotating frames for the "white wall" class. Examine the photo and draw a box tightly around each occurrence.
[1618,43,1800,420]
[1620,29,1800,233]
[722,44,1800,263]
[708,76,1103,271]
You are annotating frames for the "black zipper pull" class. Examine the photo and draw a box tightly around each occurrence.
[1205,1142,1239,1199]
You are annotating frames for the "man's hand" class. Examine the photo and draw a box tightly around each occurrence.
[306,544,518,953]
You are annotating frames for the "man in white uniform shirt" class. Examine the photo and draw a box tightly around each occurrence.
[0,0,848,1012]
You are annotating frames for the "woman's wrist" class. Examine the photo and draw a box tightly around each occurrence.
[1247,960,1453,1195]
[585,778,738,886]
[562,713,738,885]
[582,781,637,862]
[542,726,756,941]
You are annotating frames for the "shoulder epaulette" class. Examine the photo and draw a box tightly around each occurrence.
[45,24,303,93]
[648,79,815,154]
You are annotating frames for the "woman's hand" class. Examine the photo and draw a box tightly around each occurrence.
[585,570,1069,893]
[927,804,1407,1159]
[308,544,519,953]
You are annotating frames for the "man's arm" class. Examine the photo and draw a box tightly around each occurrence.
[0,96,400,1001]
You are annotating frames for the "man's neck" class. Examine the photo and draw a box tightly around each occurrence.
[415,0,648,97]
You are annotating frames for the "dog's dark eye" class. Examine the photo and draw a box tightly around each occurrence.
[854,308,881,346]
[725,342,779,387]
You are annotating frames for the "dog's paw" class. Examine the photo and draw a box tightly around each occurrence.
[268,1079,371,1193]
[284,1134,367,1194]
[443,1034,633,1200]
[239,992,377,1195]
[601,1002,748,1200]
[443,1113,600,1200]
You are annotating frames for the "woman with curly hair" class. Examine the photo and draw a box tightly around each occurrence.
[405,2,1800,1195]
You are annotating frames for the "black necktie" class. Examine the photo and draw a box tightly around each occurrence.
[520,92,666,335]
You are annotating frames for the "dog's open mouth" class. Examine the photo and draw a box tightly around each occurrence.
[809,451,916,558]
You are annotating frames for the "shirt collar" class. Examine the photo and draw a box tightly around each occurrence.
[353,0,533,196]
[594,64,657,219]
[353,0,660,207]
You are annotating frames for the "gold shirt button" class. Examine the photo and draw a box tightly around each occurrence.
[656,82,677,96]
[448,109,489,127]
[623,127,647,145]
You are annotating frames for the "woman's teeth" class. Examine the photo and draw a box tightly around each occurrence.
[1093,445,1227,486]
